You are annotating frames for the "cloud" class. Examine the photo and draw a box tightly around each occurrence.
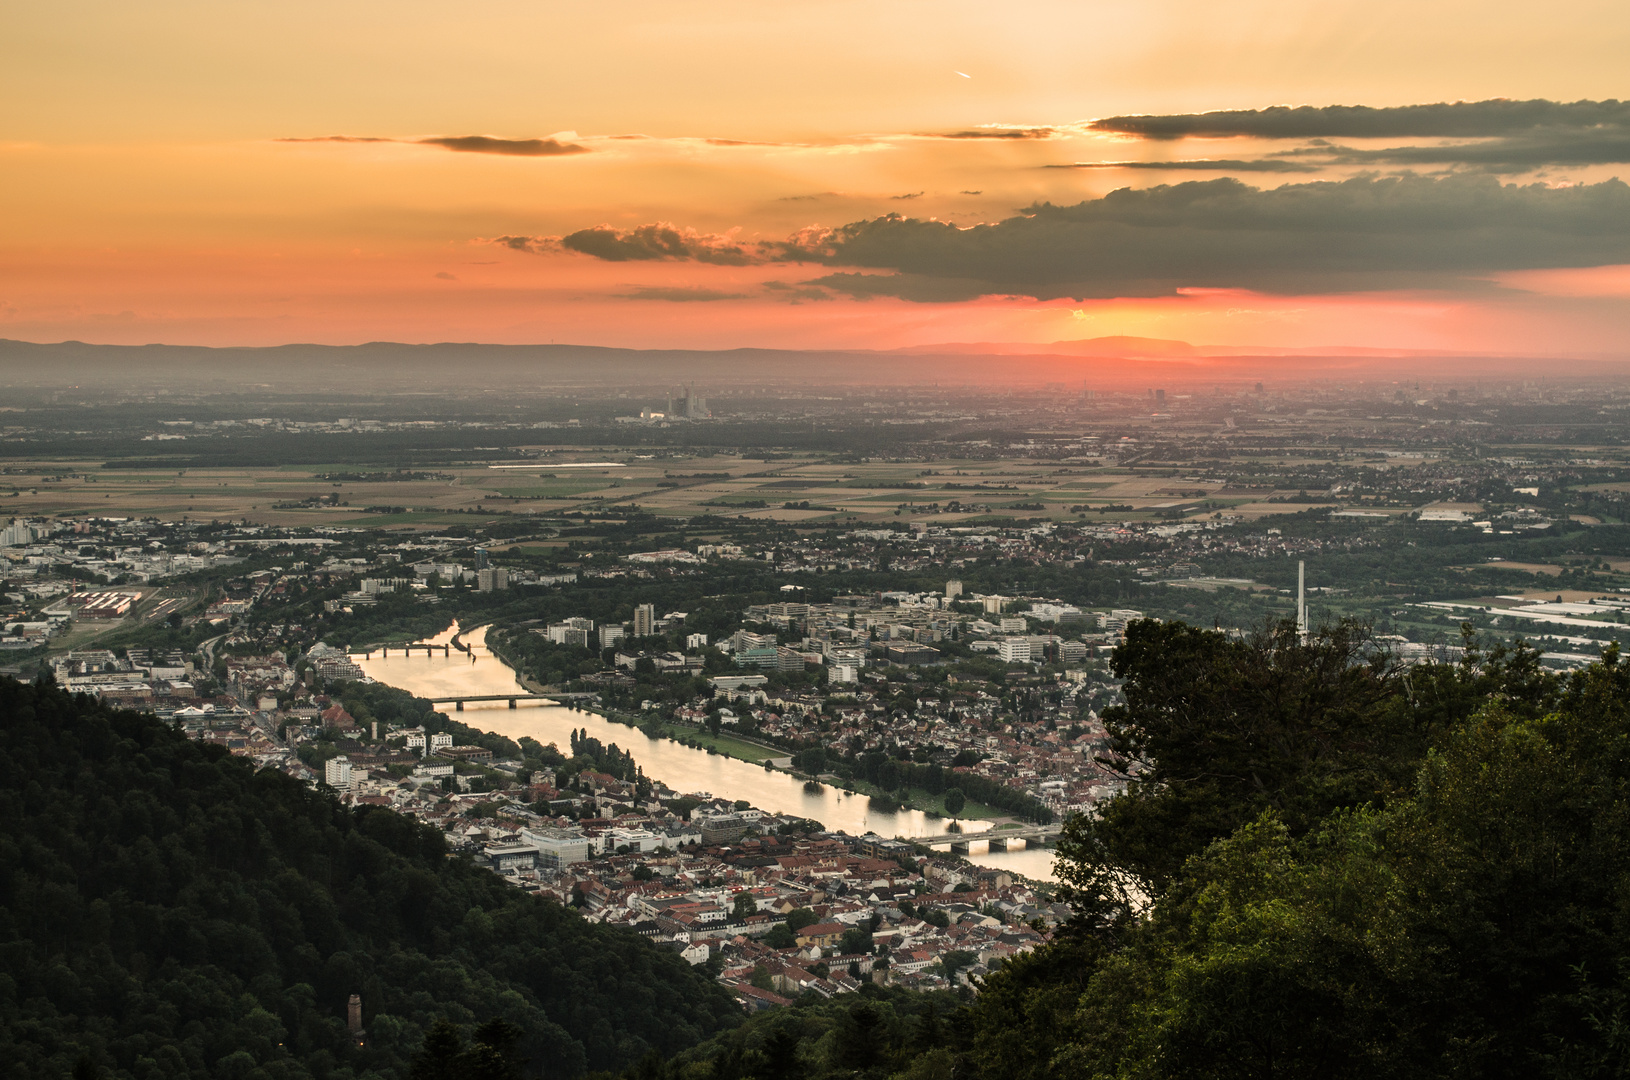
[434,272,457,280]
[417,135,589,156]
[482,235,554,253]
[277,134,589,156]
[768,174,1630,300]
[621,286,749,302]
[1276,130,1630,173]
[559,223,753,265]
[1090,98,1630,140]
[275,135,393,143]
[891,192,925,200]
[801,272,1003,302]
[1053,159,1320,173]
[919,127,1059,140]
[762,280,835,304]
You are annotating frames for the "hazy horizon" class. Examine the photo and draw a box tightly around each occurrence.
[8,2,1630,360]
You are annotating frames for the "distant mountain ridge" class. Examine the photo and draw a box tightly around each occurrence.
[889,335,1470,359]
[0,337,1617,392]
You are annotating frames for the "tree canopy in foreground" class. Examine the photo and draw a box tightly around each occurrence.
[0,677,741,1080]
[637,620,1630,1080]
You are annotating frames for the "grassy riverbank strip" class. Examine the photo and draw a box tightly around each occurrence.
[830,777,1005,822]
[669,728,788,764]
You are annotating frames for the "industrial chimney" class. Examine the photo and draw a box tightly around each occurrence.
[1297,561,1307,643]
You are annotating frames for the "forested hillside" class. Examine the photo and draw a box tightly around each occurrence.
[634,621,1630,1080]
[0,678,742,1080]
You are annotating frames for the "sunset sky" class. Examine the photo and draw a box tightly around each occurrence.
[7,0,1630,354]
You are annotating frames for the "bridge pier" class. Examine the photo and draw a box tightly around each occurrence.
[986,837,1008,852]
[443,644,450,656]
[951,840,969,855]
[508,698,516,709]
[455,700,464,711]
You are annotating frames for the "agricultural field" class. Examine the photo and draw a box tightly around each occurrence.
[0,452,1362,530]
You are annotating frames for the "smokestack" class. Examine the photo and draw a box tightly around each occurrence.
[1297,561,1307,643]
[348,994,362,1035]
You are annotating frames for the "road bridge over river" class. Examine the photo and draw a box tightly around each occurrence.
[425,692,601,710]
[896,823,1062,853]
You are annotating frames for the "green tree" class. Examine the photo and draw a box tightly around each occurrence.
[411,1019,465,1080]
[840,926,875,956]
[836,1002,890,1072]
[943,788,966,816]
[784,907,819,932]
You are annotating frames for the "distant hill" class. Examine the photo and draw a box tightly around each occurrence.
[0,337,1618,394]
[0,677,742,1080]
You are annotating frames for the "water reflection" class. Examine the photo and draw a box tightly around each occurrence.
[355,624,1056,881]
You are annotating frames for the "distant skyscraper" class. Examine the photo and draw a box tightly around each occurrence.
[633,603,655,638]
[670,385,710,419]
[945,580,963,599]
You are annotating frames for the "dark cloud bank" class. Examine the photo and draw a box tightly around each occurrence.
[1090,98,1630,140]
[1084,98,1630,174]
[552,174,1630,301]
[560,224,752,265]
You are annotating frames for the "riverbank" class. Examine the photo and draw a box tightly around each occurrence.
[829,776,1005,822]
[584,713,1006,822]
[667,726,790,765]
[355,622,1058,880]
[485,629,986,815]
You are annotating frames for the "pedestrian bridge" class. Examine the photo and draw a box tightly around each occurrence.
[896,823,1063,853]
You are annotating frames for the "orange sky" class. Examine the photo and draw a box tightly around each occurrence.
[5,1,1630,354]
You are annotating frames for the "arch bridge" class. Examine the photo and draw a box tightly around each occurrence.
[896,823,1062,854]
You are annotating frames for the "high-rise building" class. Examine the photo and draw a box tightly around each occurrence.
[997,638,1032,664]
[945,579,963,599]
[632,603,655,638]
[476,567,508,592]
[0,518,40,548]
[324,756,353,789]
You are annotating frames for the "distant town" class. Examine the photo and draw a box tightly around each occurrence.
[9,373,1630,1008]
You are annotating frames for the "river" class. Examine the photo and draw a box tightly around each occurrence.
[354,624,1058,882]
